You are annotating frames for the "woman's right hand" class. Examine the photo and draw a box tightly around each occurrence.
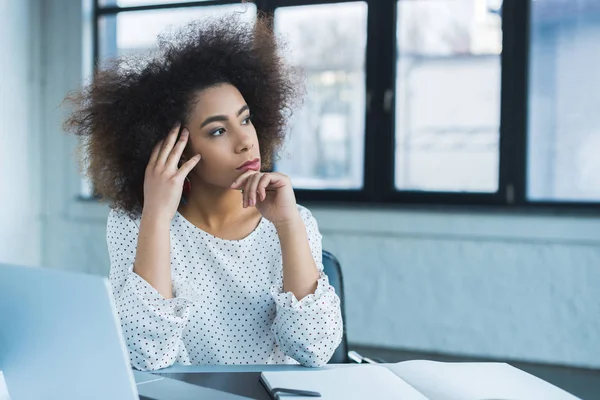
[142,123,200,222]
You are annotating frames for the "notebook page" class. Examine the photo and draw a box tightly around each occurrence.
[261,365,429,400]
[387,361,580,400]
[0,372,9,400]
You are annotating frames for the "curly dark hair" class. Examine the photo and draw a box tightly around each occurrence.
[64,12,300,214]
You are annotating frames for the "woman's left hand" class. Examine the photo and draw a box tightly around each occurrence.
[230,171,300,227]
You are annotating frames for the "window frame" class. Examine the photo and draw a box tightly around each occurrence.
[92,0,600,210]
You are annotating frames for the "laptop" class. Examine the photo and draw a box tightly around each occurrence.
[0,263,250,400]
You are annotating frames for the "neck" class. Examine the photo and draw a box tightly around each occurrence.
[177,179,252,229]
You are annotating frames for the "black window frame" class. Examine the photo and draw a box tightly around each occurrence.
[92,0,600,211]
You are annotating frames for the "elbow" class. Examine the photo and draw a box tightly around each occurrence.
[131,357,175,372]
[294,345,336,367]
[307,325,344,367]
[298,356,329,368]
[129,348,176,372]
[131,362,155,372]
[285,332,343,368]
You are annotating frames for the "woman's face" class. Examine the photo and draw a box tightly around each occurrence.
[184,83,261,188]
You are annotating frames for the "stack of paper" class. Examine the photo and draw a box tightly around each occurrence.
[260,360,580,400]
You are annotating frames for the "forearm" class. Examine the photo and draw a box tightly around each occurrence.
[116,289,189,370]
[276,213,320,300]
[133,211,173,299]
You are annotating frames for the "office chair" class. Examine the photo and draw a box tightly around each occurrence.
[322,250,383,364]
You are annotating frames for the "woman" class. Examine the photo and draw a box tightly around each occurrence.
[64,13,343,371]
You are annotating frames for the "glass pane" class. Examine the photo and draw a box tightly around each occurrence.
[527,0,600,202]
[395,0,502,192]
[98,4,256,63]
[274,3,367,190]
[99,0,210,7]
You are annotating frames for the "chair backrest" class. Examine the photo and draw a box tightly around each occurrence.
[322,250,349,363]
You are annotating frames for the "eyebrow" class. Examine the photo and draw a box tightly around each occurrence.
[200,105,250,128]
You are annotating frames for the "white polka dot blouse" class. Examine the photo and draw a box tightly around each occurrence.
[107,204,343,371]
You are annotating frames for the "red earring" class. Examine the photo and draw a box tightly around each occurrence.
[183,176,192,196]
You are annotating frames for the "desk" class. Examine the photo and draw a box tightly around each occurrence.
[3,362,594,399]
[154,364,351,400]
[0,365,348,400]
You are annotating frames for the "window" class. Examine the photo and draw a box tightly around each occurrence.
[98,3,256,63]
[90,0,600,208]
[395,0,502,193]
[274,3,367,190]
[527,0,600,203]
[99,0,209,6]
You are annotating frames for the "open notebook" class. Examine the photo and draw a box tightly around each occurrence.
[260,361,581,400]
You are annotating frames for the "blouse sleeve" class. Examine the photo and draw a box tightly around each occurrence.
[107,209,194,371]
[269,206,344,367]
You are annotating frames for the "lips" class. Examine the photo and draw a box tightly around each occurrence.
[236,158,261,172]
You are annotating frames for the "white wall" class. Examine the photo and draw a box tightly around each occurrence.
[0,0,42,266]
[34,0,600,369]
[315,208,600,369]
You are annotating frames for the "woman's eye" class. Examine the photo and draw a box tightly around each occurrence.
[210,128,225,137]
[242,115,252,125]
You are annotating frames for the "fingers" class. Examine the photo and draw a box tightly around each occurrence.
[166,128,189,169]
[243,174,254,208]
[157,122,182,166]
[175,154,201,179]
[148,140,164,167]
[256,173,271,202]
[230,170,259,208]
[230,170,258,190]
[246,173,265,207]
[231,171,282,208]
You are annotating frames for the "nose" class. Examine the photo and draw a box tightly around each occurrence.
[234,129,255,154]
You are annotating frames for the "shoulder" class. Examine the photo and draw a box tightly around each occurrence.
[296,204,321,233]
[296,204,316,221]
[107,208,141,231]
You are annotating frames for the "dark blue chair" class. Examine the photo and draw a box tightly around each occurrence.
[322,250,384,364]
[322,250,349,363]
